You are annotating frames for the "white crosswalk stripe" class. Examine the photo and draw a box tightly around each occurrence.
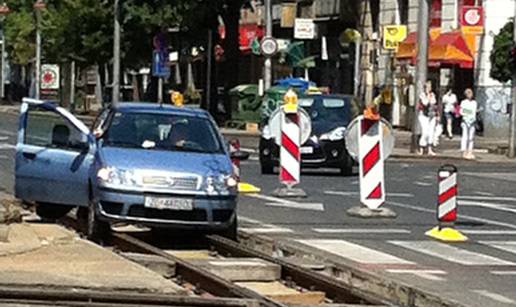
[389,241,516,266]
[312,228,410,234]
[480,241,516,256]
[296,239,414,265]
[471,290,516,304]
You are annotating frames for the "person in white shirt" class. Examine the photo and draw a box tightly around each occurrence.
[442,88,458,139]
[460,88,478,160]
[417,81,439,156]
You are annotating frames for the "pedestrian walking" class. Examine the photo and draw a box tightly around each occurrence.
[460,88,477,160]
[417,81,439,156]
[442,87,458,139]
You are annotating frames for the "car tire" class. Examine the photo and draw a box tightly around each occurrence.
[340,154,354,176]
[261,163,274,175]
[220,216,238,241]
[36,203,72,220]
[86,198,110,244]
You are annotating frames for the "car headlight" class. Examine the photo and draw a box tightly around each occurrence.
[97,167,139,187]
[204,175,237,193]
[319,127,347,141]
[262,125,273,140]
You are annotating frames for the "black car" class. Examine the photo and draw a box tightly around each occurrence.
[259,94,359,175]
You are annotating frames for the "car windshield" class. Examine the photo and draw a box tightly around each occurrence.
[104,112,223,154]
[301,98,350,123]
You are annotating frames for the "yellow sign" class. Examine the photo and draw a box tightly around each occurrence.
[383,25,408,50]
[171,91,184,107]
[283,88,298,114]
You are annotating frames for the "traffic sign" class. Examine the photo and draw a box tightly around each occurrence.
[152,51,170,78]
[345,116,395,161]
[260,37,278,57]
[268,107,311,146]
[382,25,407,50]
[40,64,59,90]
[294,18,316,40]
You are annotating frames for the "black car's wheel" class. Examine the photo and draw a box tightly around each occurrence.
[261,163,274,174]
[220,216,238,241]
[36,203,72,220]
[86,198,110,243]
[340,154,354,176]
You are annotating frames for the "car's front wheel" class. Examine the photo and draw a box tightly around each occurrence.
[36,203,72,220]
[86,199,111,244]
[220,216,238,241]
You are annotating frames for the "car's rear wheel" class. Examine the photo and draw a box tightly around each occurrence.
[36,203,72,220]
[87,198,110,244]
[340,154,354,176]
[260,163,274,174]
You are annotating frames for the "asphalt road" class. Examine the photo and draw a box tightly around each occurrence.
[2,111,516,306]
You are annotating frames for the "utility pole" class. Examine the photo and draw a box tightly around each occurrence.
[206,29,213,112]
[112,0,121,106]
[264,0,272,91]
[410,0,430,152]
[34,0,46,100]
[509,4,516,158]
[0,3,10,100]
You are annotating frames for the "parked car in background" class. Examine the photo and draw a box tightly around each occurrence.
[259,94,360,175]
[15,99,248,241]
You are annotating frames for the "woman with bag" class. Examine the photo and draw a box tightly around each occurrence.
[460,88,478,160]
[417,81,439,156]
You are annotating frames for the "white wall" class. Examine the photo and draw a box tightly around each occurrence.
[476,0,514,138]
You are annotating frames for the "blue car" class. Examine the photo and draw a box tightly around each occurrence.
[15,99,247,240]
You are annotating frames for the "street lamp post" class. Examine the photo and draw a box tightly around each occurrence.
[509,4,516,158]
[411,0,430,152]
[0,3,10,100]
[112,0,120,106]
[34,0,46,100]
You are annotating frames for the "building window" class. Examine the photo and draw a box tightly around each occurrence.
[398,0,409,24]
[430,0,442,28]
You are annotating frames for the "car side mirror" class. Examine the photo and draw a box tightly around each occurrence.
[230,150,250,161]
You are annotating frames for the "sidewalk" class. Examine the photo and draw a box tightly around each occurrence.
[0,194,184,294]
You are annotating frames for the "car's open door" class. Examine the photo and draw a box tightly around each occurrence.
[15,98,95,207]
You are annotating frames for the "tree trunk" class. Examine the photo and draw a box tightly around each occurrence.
[61,62,71,109]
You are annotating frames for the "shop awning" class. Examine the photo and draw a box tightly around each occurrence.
[396,29,476,69]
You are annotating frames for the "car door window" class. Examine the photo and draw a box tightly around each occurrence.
[25,105,87,151]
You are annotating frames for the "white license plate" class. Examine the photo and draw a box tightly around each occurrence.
[144,197,194,211]
[301,146,314,154]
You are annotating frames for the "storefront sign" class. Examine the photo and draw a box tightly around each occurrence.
[383,25,408,50]
[294,18,316,40]
[461,6,484,34]
[40,64,59,90]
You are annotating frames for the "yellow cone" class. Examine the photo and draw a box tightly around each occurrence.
[425,226,468,243]
[238,182,261,194]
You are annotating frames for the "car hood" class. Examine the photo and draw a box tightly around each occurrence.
[99,146,233,177]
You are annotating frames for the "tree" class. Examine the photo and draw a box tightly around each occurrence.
[490,21,515,84]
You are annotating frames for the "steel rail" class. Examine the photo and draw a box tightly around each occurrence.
[0,286,259,307]
[109,232,285,307]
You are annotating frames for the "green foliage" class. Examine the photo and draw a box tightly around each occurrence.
[3,10,35,65]
[490,21,514,83]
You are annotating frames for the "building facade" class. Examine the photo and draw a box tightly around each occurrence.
[365,0,514,137]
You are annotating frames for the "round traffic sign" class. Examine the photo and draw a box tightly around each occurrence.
[344,116,395,161]
[268,107,312,146]
[260,37,279,57]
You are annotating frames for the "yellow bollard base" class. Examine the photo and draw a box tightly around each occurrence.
[425,226,468,242]
[238,182,261,194]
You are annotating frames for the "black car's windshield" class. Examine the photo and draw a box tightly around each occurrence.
[300,97,350,123]
[104,112,223,154]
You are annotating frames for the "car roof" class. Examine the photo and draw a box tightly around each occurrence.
[114,102,210,118]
